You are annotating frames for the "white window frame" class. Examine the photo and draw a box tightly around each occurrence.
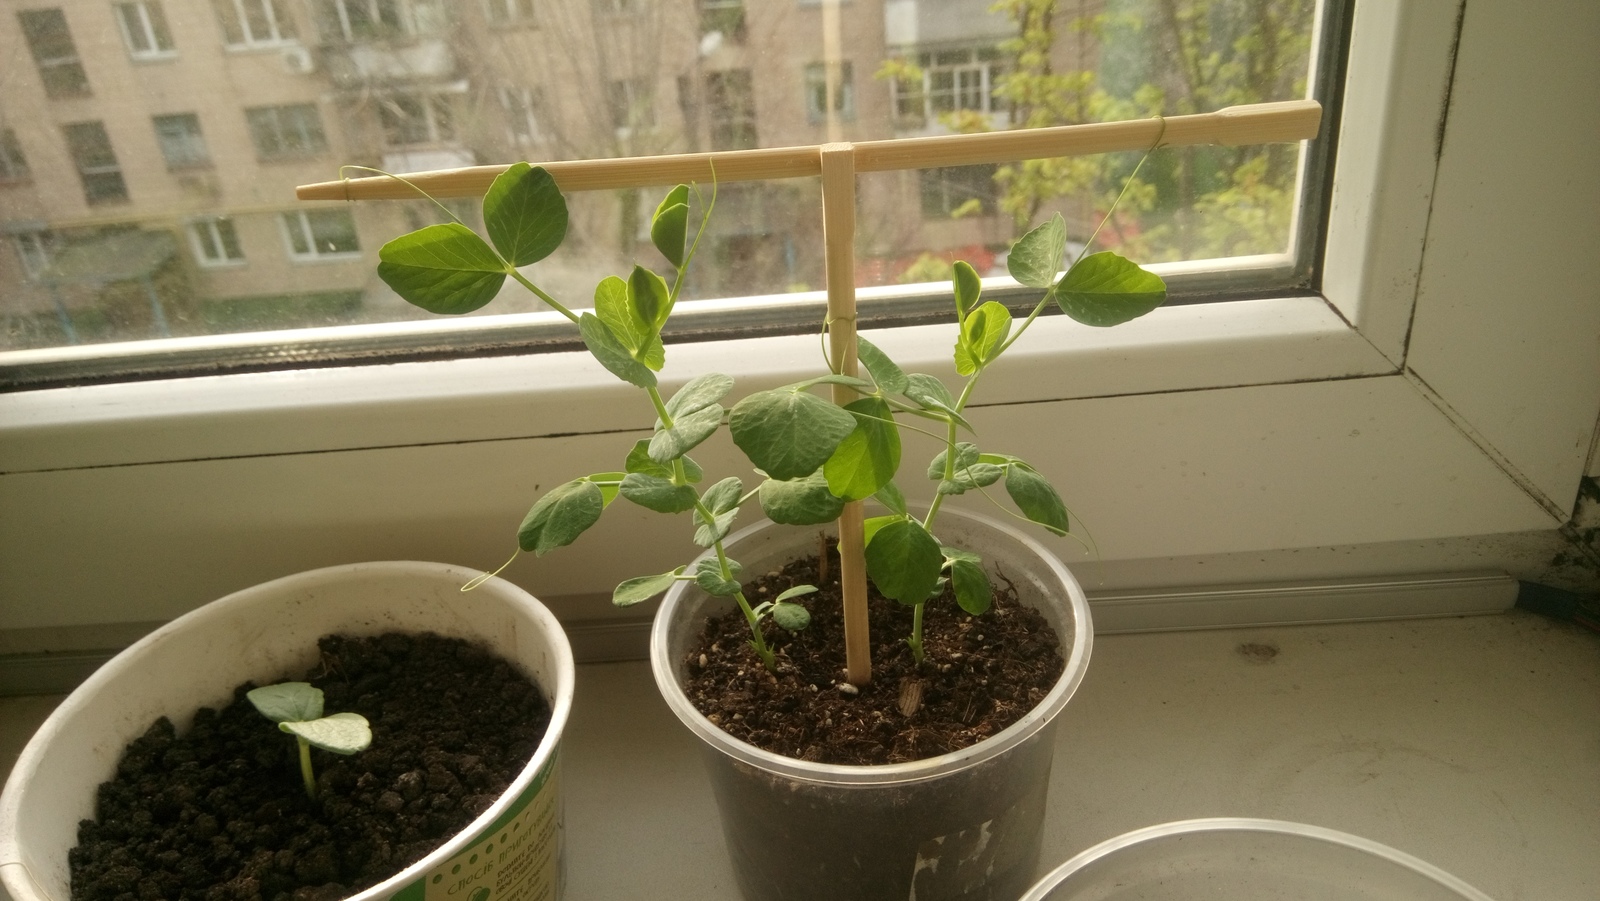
[2,1,1598,631]
[115,1,177,60]
[804,61,854,124]
[152,113,210,169]
[215,0,297,49]
[186,217,245,268]
[278,209,361,262]
[497,85,544,145]
[378,90,457,148]
[893,46,1004,130]
[324,0,444,41]
[483,0,535,26]
[10,231,52,280]
[245,103,328,160]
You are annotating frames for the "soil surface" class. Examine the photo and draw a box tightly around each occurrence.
[683,543,1064,765]
[69,632,550,901]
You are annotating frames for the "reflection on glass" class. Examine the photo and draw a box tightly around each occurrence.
[0,0,1319,354]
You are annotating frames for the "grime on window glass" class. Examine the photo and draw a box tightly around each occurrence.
[0,0,1335,370]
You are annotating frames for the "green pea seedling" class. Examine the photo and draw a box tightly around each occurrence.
[247,682,372,799]
[373,152,1164,676]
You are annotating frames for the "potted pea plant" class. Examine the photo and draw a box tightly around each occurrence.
[367,154,1165,901]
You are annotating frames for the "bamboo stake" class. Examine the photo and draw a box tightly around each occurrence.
[820,143,872,687]
[296,100,1321,201]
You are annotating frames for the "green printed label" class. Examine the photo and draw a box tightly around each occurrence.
[399,751,563,901]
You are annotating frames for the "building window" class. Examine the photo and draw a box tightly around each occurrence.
[115,2,176,60]
[919,164,997,219]
[187,217,245,267]
[153,114,211,169]
[0,129,30,182]
[245,104,328,160]
[281,209,360,261]
[378,92,456,147]
[18,8,91,99]
[483,0,534,26]
[63,122,129,206]
[498,86,545,145]
[804,61,854,124]
[705,69,757,151]
[318,0,446,41]
[893,47,1006,128]
[213,0,298,48]
[11,231,54,280]
[592,0,635,15]
[607,78,656,133]
[700,0,744,41]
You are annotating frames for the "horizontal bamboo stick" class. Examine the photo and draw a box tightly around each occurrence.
[296,100,1321,202]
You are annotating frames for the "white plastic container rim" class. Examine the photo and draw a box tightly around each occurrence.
[650,505,1094,786]
[1018,818,1499,901]
[0,561,575,901]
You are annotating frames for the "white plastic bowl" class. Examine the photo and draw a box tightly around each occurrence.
[1021,818,1497,901]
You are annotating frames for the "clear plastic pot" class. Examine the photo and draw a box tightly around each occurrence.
[0,561,574,901]
[652,507,1093,901]
[1020,818,1498,901]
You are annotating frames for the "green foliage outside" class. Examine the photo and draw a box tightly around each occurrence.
[899,0,1315,263]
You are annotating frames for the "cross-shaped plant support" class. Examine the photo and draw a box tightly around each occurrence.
[299,99,1321,686]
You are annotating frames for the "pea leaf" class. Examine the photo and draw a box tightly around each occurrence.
[729,389,858,481]
[952,260,982,321]
[594,276,646,353]
[694,477,743,546]
[651,184,691,267]
[588,471,625,508]
[857,336,909,395]
[483,162,567,266]
[1057,251,1167,327]
[770,602,811,631]
[247,683,323,724]
[1004,463,1070,535]
[863,514,899,546]
[280,712,371,756]
[875,479,908,516]
[629,265,672,332]
[927,443,981,479]
[649,402,724,463]
[824,396,900,502]
[938,463,1005,495]
[693,557,742,597]
[519,478,604,555]
[1008,213,1067,289]
[904,373,955,410]
[619,472,697,514]
[949,557,992,615]
[377,224,507,314]
[613,567,684,607]
[758,469,846,526]
[775,585,818,604]
[665,372,735,419]
[955,301,1012,376]
[863,518,945,605]
[579,312,656,388]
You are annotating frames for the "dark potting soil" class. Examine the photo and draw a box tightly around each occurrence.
[683,542,1065,766]
[69,632,550,901]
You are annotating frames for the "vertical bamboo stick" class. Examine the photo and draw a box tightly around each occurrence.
[820,142,871,687]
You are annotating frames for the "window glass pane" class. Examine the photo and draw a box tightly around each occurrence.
[0,0,1337,377]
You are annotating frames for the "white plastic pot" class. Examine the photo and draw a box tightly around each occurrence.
[652,508,1093,901]
[0,561,574,901]
[1019,818,1499,901]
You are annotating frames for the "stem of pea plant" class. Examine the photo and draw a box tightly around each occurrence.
[908,602,927,664]
[297,737,317,800]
